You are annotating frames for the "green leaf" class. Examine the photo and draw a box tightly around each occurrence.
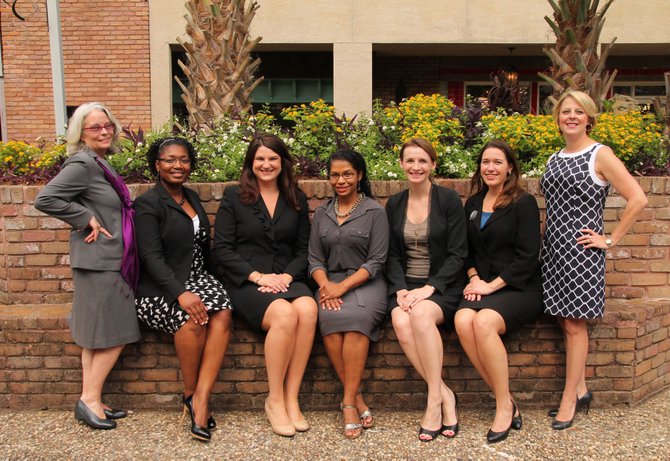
[577,0,588,25]
[559,0,571,21]
[544,16,562,38]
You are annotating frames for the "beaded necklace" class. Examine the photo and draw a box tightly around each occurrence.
[334,193,363,218]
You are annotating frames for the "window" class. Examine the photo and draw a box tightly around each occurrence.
[613,82,666,106]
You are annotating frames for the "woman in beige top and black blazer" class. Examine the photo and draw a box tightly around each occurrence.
[386,138,467,442]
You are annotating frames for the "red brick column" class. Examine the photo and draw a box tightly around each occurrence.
[0,1,151,142]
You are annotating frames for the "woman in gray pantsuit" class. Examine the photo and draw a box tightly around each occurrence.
[35,103,141,430]
[308,150,389,439]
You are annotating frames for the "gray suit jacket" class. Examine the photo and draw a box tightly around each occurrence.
[34,148,124,271]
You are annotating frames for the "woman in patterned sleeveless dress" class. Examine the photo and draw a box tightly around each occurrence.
[541,91,647,430]
[134,138,233,442]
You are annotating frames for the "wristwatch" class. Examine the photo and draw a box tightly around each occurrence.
[605,238,613,248]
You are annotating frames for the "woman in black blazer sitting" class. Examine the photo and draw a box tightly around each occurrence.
[214,134,317,437]
[134,138,233,442]
[455,139,543,444]
[386,138,467,442]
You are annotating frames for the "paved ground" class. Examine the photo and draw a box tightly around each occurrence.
[1,388,668,460]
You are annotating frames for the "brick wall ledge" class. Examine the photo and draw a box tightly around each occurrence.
[1,299,669,411]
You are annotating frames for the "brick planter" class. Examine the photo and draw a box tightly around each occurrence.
[1,179,669,409]
[0,299,668,410]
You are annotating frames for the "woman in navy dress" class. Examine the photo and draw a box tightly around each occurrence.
[541,91,647,429]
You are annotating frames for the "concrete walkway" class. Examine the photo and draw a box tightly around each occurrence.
[1,388,668,460]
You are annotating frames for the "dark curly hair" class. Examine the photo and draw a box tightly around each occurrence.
[146,137,198,178]
[327,149,373,198]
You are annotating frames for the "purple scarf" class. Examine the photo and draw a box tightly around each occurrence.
[93,157,139,292]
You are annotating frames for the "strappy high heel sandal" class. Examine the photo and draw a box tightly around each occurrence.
[354,391,374,429]
[341,404,363,439]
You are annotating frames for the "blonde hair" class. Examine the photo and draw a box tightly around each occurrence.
[552,91,598,131]
[65,102,122,155]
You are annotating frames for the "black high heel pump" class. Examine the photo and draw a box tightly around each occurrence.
[551,397,579,430]
[181,395,211,442]
[441,393,459,438]
[74,399,116,430]
[183,395,216,430]
[547,390,592,417]
[487,402,516,444]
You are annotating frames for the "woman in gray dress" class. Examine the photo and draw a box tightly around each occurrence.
[35,102,141,430]
[308,149,389,439]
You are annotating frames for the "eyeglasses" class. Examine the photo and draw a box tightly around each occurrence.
[83,123,115,133]
[157,158,192,165]
[329,172,356,181]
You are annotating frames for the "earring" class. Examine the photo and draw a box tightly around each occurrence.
[586,123,593,133]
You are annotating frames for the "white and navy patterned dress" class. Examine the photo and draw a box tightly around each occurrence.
[541,143,611,319]
[136,216,232,334]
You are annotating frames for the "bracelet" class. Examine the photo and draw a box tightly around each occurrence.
[254,273,263,284]
[468,273,478,280]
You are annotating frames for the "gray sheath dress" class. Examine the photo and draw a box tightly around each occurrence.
[34,149,141,349]
[308,196,389,341]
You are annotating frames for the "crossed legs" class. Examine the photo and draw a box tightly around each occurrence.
[175,309,233,426]
[322,330,370,438]
[454,308,514,432]
[392,301,458,439]
[262,297,318,428]
[80,345,125,418]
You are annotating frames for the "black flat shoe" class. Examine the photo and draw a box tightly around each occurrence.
[441,392,459,438]
[547,390,593,417]
[103,408,128,420]
[487,402,516,444]
[419,426,442,442]
[74,400,116,430]
[181,395,211,442]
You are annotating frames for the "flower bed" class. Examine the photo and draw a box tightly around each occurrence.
[1,95,666,184]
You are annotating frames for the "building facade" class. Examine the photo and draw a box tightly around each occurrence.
[1,0,669,141]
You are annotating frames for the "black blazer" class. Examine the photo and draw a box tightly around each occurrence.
[134,182,215,304]
[386,185,468,295]
[214,185,310,288]
[463,190,541,291]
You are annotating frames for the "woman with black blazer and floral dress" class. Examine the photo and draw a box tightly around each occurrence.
[134,138,233,442]
[214,134,317,437]
[455,139,543,443]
